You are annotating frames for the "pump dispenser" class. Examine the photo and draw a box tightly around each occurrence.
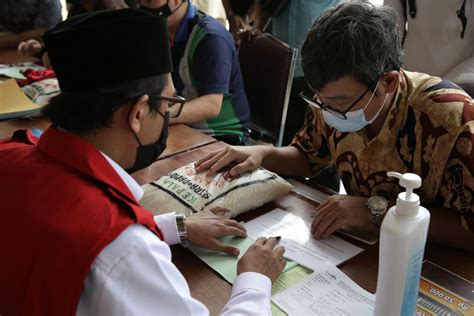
[373,172,430,316]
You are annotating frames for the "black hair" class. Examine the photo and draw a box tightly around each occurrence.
[42,75,167,134]
[301,2,404,91]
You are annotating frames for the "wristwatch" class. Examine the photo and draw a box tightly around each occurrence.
[175,214,189,247]
[366,196,388,226]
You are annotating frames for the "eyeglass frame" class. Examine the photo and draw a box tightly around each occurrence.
[150,95,186,119]
[299,78,380,120]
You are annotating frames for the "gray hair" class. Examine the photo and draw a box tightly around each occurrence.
[301,2,404,91]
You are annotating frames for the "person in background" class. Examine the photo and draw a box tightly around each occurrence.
[139,0,251,145]
[0,9,285,315]
[385,0,474,96]
[196,2,474,253]
[66,0,136,17]
[0,0,63,49]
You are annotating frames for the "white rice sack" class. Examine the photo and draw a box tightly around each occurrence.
[139,162,293,218]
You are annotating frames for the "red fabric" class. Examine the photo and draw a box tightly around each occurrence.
[17,69,56,87]
[0,127,163,316]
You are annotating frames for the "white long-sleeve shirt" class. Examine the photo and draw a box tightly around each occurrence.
[384,0,474,78]
[76,154,272,315]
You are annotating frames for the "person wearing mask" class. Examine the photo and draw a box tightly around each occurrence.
[0,9,285,315]
[139,0,251,145]
[195,2,474,253]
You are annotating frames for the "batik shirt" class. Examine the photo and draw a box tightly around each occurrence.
[292,70,474,230]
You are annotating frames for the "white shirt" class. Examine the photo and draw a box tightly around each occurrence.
[76,154,272,315]
[384,0,474,77]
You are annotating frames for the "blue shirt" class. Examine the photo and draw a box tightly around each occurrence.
[171,1,250,143]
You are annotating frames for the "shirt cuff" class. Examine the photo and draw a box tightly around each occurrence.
[233,272,272,297]
[154,212,181,245]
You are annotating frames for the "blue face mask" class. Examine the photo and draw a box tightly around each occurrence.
[322,80,388,132]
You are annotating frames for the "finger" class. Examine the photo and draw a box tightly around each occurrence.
[206,151,240,177]
[18,42,26,53]
[209,206,231,215]
[264,237,277,249]
[195,149,226,168]
[195,149,228,172]
[274,246,285,258]
[311,200,333,234]
[229,160,256,176]
[278,258,287,271]
[213,240,240,256]
[254,236,267,245]
[216,225,247,238]
[321,217,347,239]
[314,209,340,239]
[224,219,247,233]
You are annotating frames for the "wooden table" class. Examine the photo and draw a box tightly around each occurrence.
[145,141,474,315]
[0,49,39,64]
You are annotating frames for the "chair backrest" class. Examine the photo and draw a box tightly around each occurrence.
[238,33,297,146]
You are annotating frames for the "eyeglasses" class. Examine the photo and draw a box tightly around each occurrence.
[299,81,377,120]
[152,95,186,118]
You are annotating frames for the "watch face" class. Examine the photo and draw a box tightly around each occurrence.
[367,196,388,213]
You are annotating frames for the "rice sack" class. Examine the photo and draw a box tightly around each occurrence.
[139,162,293,218]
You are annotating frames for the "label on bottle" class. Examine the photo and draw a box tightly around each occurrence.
[401,242,425,315]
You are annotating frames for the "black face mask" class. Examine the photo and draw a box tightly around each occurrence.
[140,1,173,18]
[126,111,169,174]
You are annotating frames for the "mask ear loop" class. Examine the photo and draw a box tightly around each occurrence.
[366,93,389,124]
[361,79,381,112]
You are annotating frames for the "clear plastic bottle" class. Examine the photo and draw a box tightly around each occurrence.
[373,172,431,316]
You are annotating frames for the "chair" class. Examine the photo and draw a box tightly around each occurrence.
[238,33,297,147]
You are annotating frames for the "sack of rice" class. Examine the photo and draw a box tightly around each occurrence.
[139,162,293,218]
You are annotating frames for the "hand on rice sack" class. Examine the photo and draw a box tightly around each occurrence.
[195,145,266,177]
[140,162,293,218]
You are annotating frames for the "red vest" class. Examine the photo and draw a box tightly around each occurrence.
[0,127,163,316]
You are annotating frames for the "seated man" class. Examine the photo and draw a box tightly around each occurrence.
[0,10,285,314]
[139,0,251,145]
[196,2,474,252]
[0,0,62,49]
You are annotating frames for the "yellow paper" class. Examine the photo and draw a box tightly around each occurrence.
[0,79,40,119]
[271,265,313,315]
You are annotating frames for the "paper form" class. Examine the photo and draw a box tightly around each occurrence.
[271,265,313,316]
[244,208,363,270]
[272,262,375,316]
[188,235,298,284]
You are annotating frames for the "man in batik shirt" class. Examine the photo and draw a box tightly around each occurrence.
[195,2,474,252]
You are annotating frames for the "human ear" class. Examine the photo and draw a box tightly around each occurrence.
[127,94,150,134]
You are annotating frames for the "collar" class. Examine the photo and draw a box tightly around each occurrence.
[174,0,197,43]
[37,126,139,204]
[100,152,144,201]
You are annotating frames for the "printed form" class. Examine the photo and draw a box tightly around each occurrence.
[244,208,363,270]
[272,261,375,316]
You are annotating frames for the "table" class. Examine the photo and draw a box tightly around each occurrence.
[146,141,474,315]
[0,49,39,64]
[4,114,473,315]
[0,117,216,159]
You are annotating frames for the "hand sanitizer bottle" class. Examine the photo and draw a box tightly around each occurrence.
[373,172,430,316]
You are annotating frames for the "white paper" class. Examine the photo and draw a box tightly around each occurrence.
[244,208,362,270]
[272,261,375,316]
